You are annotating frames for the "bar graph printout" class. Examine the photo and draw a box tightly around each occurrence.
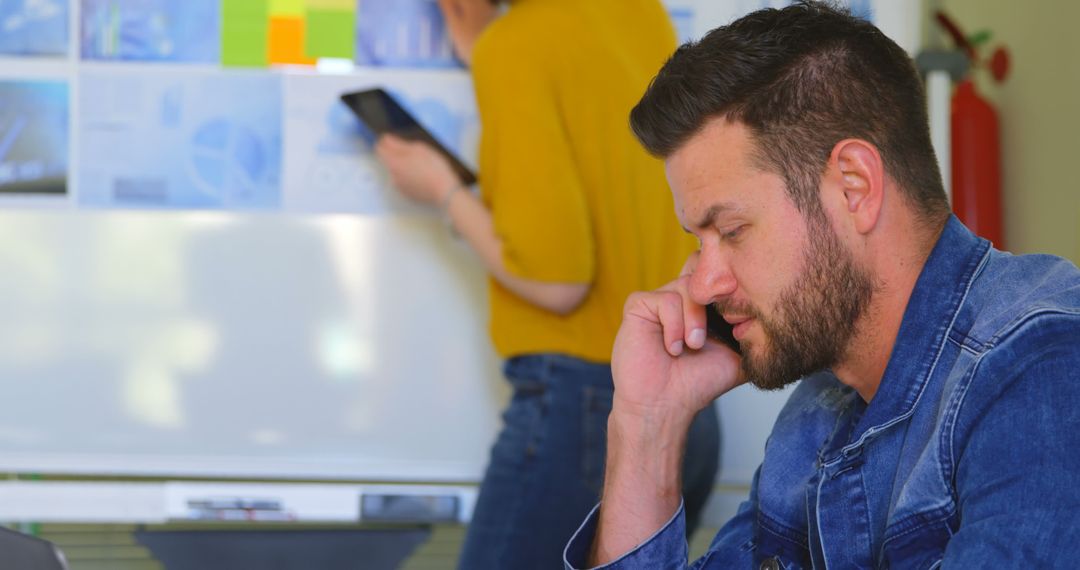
[355,0,458,68]
[665,0,873,42]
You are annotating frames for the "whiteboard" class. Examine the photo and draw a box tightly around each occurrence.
[0,205,793,486]
[0,0,919,489]
[0,209,506,482]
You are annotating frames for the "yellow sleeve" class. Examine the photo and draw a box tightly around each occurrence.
[472,29,594,284]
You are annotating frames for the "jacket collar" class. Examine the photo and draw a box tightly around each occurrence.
[846,215,991,446]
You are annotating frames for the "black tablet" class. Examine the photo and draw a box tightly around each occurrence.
[340,88,478,186]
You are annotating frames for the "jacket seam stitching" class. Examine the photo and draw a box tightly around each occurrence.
[757,510,810,549]
[839,246,991,454]
[945,307,1080,497]
[881,506,955,545]
[942,353,981,502]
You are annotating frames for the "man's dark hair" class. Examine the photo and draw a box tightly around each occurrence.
[631,1,949,225]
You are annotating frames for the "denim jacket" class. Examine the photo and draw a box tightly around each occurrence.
[565,217,1080,569]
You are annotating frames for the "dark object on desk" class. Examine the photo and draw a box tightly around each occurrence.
[136,528,430,570]
[341,88,478,186]
[705,304,742,356]
[361,493,460,523]
[0,527,69,570]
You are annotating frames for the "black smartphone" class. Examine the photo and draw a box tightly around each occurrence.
[340,88,478,186]
[705,304,742,355]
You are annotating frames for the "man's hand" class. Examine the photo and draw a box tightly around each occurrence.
[437,0,500,66]
[374,134,459,207]
[590,255,745,566]
[611,254,745,422]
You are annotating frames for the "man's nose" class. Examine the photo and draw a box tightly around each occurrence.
[687,247,736,305]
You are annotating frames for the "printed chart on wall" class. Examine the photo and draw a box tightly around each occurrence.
[77,69,282,210]
[355,0,459,68]
[0,0,69,56]
[80,0,221,62]
[664,0,875,42]
[0,81,68,196]
[281,69,477,215]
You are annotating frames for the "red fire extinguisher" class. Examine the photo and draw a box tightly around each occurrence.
[937,12,1011,249]
[951,79,1003,247]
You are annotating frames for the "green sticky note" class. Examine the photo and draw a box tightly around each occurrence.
[270,0,305,17]
[222,0,270,67]
[304,9,355,60]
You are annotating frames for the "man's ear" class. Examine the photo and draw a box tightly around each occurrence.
[828,138,885,235]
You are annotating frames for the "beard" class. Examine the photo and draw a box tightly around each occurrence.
[717,220,875,391]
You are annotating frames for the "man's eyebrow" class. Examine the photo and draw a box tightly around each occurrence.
[683,203,739,233]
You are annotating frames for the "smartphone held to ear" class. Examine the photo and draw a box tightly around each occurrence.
[705,304,742,355]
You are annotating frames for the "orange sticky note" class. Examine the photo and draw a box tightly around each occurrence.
[269,16,315,65]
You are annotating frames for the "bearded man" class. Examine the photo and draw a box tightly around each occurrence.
[563,2,1080,569]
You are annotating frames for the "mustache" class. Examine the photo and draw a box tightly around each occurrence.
[712,299,762,320]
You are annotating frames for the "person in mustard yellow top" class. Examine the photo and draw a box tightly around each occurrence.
[373,0,720,567]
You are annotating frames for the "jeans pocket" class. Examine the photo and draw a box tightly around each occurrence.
[581,384,614,493]
[491,376,550,469]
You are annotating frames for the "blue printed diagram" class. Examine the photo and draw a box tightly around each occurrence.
[0,81,68,195]
[355,0,459,68]
[665,0,874,41]
[188,119,270,204]
[739,0,872,21]
[81,0,220,62]
[281,72,478,215]
[333,89,467,160]
[0,0,69,56]
[848,0,873,21]
[78,71,281,210]
[667,6,695,43]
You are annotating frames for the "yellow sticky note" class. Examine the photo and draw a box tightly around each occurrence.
[306,0,355,11]
[270,0,305,17]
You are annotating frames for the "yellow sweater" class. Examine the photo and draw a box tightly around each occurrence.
[472,0,696,362]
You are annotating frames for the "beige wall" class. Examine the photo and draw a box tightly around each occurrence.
[929,0,1080,263]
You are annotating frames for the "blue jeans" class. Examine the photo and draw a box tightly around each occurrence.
[458,354,720,570]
